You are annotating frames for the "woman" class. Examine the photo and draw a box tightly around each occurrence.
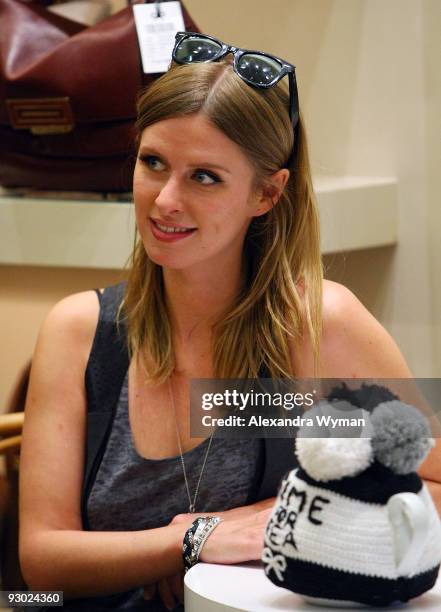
[19,33,441,611]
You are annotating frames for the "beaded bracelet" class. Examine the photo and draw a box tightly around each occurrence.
[182,516,222,573]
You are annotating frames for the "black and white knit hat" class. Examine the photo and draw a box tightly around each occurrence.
[262,385,441,607]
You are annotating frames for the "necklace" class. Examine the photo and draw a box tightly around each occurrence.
[168,378,214,513]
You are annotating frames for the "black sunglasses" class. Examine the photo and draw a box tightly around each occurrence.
[172,32,299,135]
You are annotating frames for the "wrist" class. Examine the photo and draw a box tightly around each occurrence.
[182,516,222,573]
[219,497,276,520]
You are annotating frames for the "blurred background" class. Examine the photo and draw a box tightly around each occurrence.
[0,0,440,598]
[1,0,440,413]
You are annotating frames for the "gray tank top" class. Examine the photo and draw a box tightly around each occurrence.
[81,369,263,610]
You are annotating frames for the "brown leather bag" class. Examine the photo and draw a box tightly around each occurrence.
[0,0,199,192]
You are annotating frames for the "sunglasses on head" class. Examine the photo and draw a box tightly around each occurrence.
[172,32,299,140]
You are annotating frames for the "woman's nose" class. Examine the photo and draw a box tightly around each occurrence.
[154,175,184,214]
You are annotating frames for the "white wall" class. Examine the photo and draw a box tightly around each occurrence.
[1,0,440,410]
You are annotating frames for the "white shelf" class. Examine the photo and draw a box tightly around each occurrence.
[315,176,398,254]
[0,177,397,269]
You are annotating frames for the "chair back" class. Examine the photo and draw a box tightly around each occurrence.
[0,360,31,590]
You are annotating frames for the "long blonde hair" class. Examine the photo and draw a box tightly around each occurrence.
[119,61,323,381]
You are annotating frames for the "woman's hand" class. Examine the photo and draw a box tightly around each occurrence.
[170,503,275,565]
[143,504,274,607]
[198,507,272,565]
[143,571,184,610]
[170,496,276,525]
[142,513,201,610]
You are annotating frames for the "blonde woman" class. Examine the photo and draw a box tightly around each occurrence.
[19,33,441,611]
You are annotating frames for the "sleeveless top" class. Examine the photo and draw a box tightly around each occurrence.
[80,282,298,527]
[79,371,263,611]
[60,286,265,612]
[87,370,263,533]
[29,283,297,612]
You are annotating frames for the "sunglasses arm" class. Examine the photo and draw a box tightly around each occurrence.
[288,72,299,129]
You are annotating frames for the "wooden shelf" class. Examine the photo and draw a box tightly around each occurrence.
[0,176,397,269]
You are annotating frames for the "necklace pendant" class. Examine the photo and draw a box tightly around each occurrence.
[189,503,195,513]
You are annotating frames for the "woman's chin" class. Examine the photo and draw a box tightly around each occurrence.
[145,249,189,270]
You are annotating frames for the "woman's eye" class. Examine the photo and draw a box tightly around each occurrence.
[139,155,165,171]
[138,156,221,185]
[193,170,221,185]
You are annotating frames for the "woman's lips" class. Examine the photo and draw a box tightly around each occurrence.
[149,218,197,242]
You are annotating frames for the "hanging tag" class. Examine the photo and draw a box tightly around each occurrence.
[133,1,185,74]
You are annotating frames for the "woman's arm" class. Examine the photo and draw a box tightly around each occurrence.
[19,293,274,599]
[418,439,441,513]
[316,281,441,513]
[18,294,193,598]
[18,293,185,597]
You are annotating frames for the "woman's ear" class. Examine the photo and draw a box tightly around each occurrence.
[252,168,290,217]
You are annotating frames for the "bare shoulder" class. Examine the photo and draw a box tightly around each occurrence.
[19,289,102,543]
[320,282,441,490]
[24,287,102,429]
[291,280,412,378]
[36,289,101,368]
[44,287,101,326]
[319,279,413,378]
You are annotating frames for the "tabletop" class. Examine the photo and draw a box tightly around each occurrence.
[184,561,441,612]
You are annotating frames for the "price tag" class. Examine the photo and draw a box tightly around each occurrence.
[133,1,185,74]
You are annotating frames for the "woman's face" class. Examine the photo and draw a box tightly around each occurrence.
[133,113,272,273]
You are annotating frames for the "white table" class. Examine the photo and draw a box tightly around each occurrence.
[184,561,441,611]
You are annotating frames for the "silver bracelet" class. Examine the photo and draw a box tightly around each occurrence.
[182,516,222,573]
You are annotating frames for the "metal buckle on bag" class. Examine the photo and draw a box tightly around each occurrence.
[6,97,74,134]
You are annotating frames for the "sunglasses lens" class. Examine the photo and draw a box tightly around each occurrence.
[237,53,282,85]
[175,36,223,62]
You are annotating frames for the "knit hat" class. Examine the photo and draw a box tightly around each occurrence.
[262,384,441,607]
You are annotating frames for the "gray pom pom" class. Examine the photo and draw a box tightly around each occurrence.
[371,400,434,474]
